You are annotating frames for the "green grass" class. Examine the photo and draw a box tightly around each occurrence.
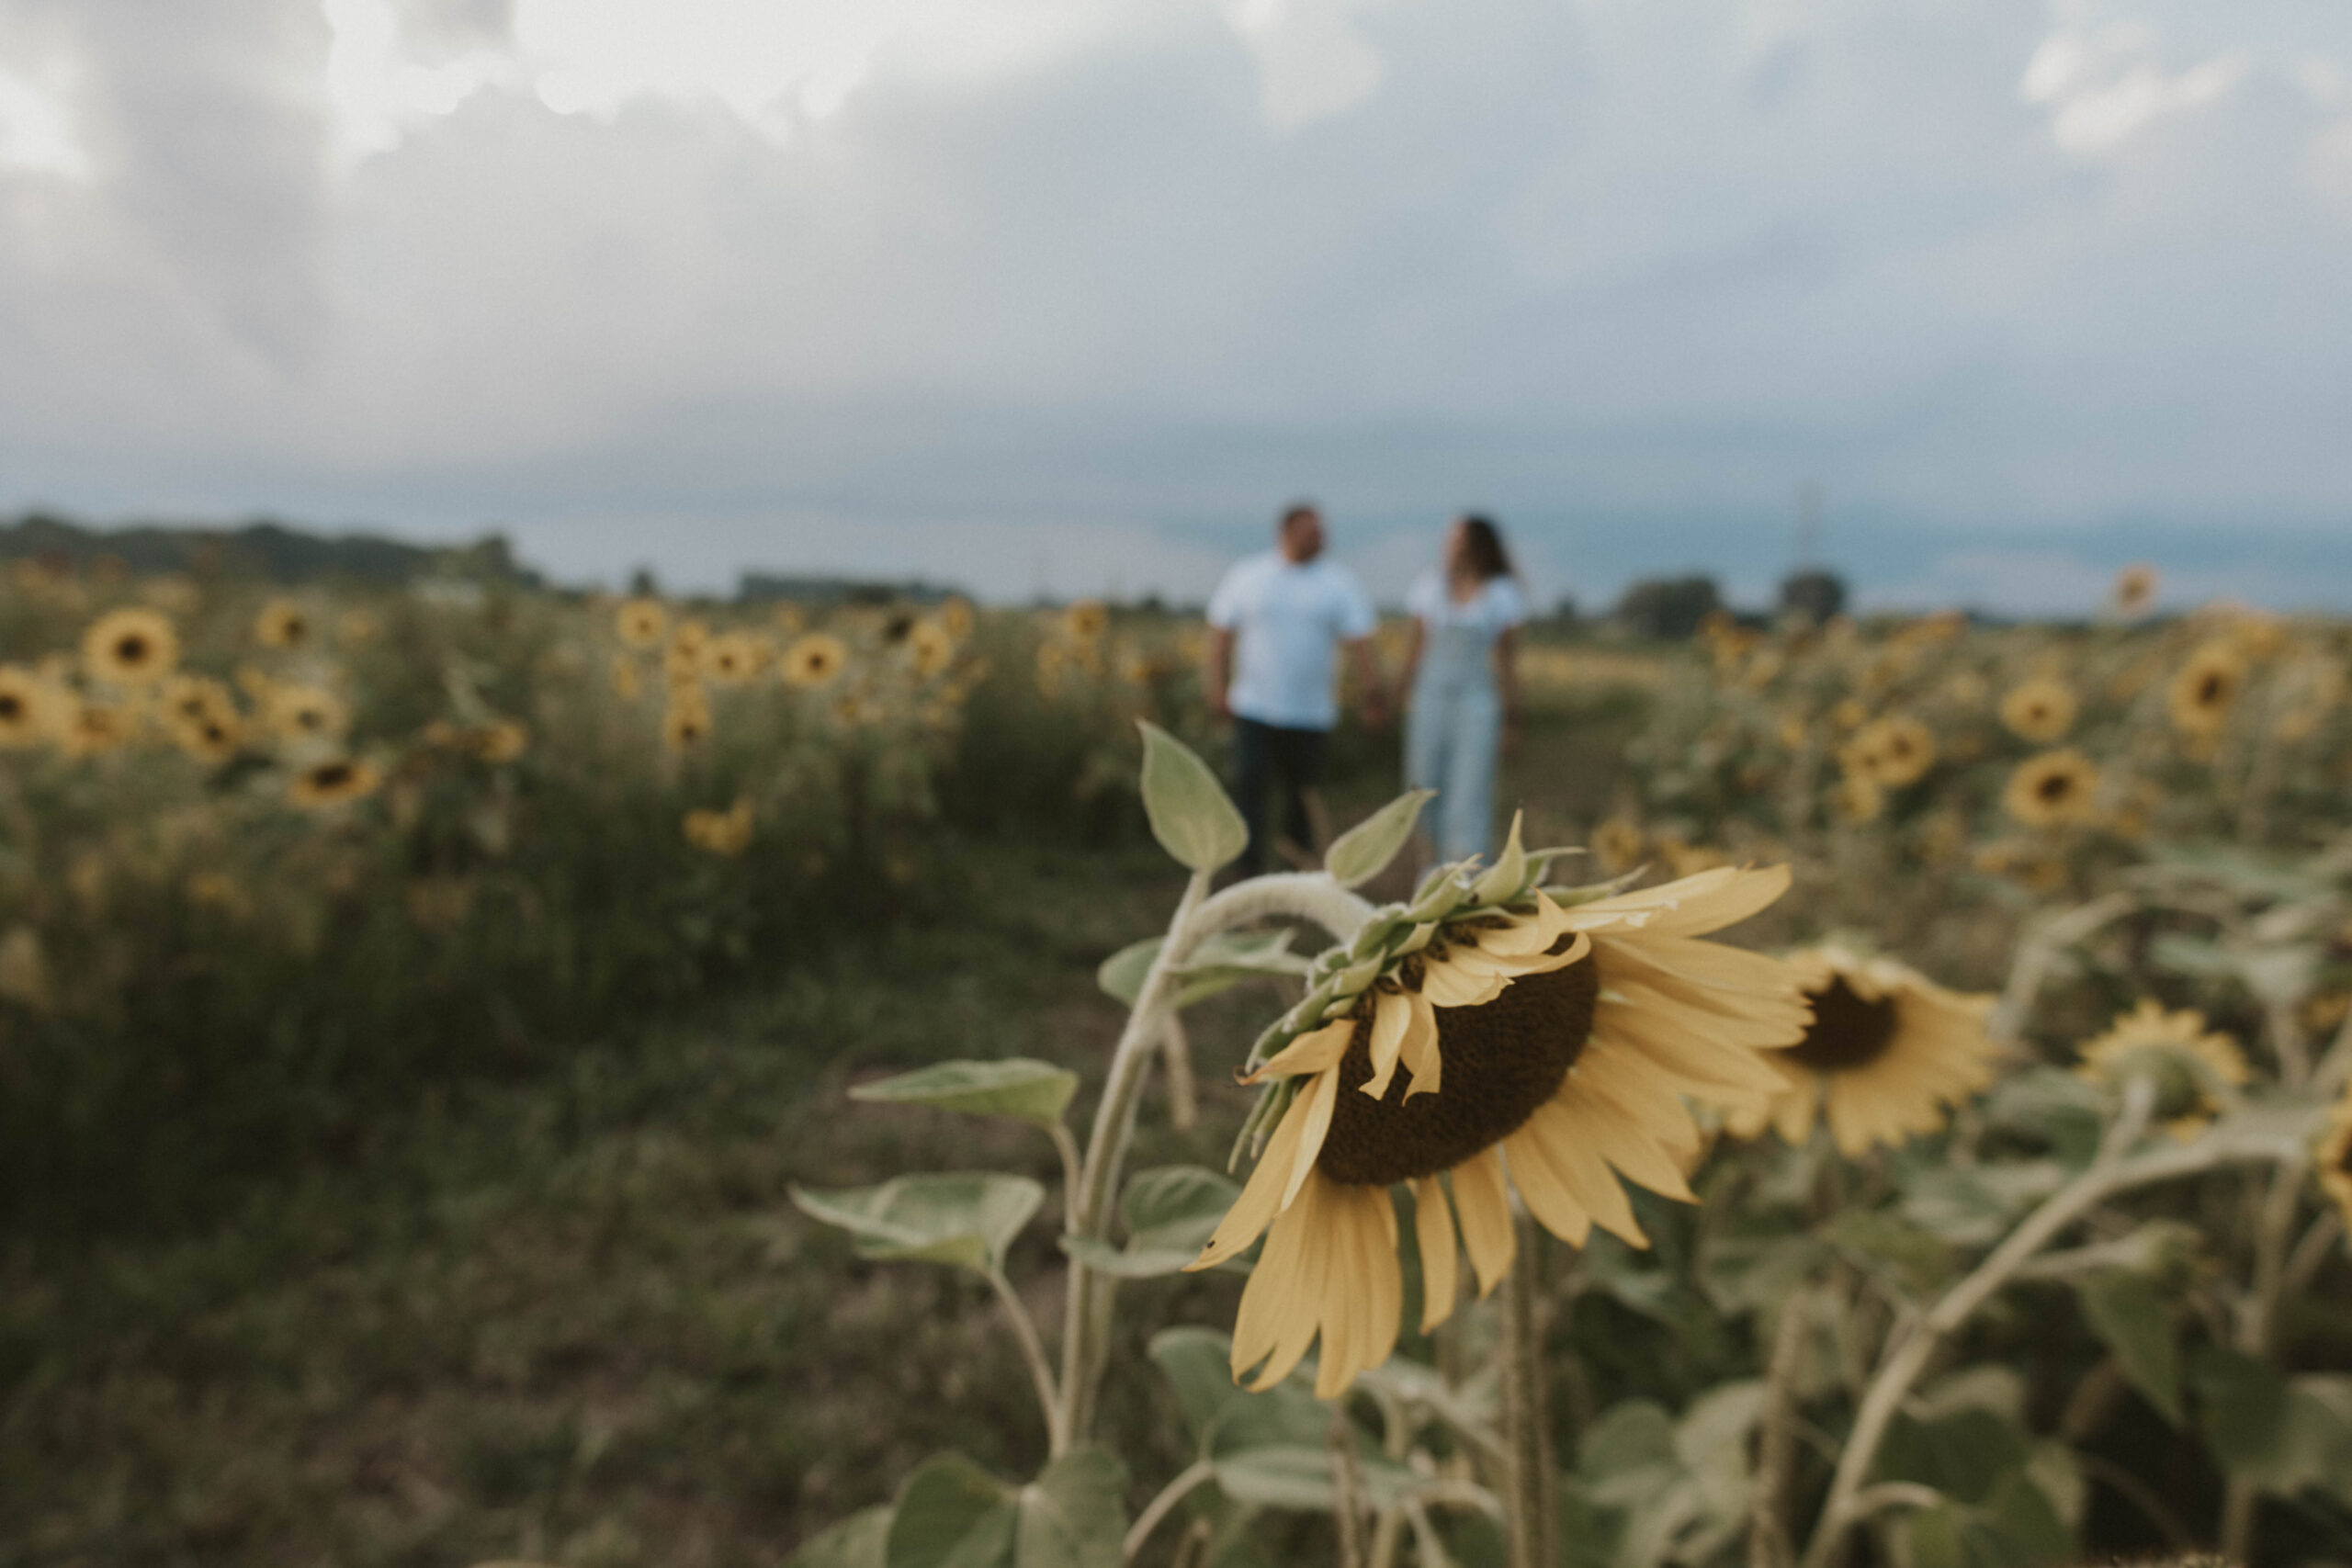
[0,696,1651,1568]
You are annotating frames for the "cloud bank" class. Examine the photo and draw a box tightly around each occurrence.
[0,0,2348,606]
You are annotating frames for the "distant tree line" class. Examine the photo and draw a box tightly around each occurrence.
[0,511,539,586]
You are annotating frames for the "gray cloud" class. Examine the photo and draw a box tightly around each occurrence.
[0,0,2348,604]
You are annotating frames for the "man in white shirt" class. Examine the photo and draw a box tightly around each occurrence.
[1204,503,1385,875]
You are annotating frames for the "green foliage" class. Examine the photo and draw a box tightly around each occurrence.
[1322,789,1431,887]
[1136,721,1247,872]
[2077,1269,2183,1423]
[789,1173,1045,1274]
[885,1450,1128,1568]
[849,1058,1080,1132]
[1060,1166,1242,1279]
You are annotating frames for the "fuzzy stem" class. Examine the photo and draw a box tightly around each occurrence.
[1057,869,1376,1450]
[1798,1083,2317,1568]
[1985,891,2137,1044]
[1498,1211,1556,1568]
[2222,1157,2308,1563]
[987,1268,1067,1457]
[1747,1288,1812,1568]
[1121,1459,1216,1565]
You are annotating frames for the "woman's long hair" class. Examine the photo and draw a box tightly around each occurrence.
[1456,514,1514,581]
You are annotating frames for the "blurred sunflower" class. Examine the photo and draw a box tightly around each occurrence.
[2169,640,2245,736]
[61,699,133,758]
[664,621,711,686]
[288,757,381,808]
[2075,1000,2248,1140]
[1064,600,1109,640]
[616,598,668,649]
[1999,676,2077,743]
[783,633,849,688]
[172,707,243,764]
[2111,563,2159,618]
[0,666,56,747]
[2317,1080,2352,1234]
[609,653,643,700]
[81,608,179,686]
[254,599,311,649]
[1591,817,1645,874]
[702,630,769,686]
[162,674,233,727]
[907,619,956,678]
[1728,948,1998,1156]
[683,796,755,856]
[472,718,529,763]
[1187,841,1804,1396]
[2003,749,2099,828]
[1849,714,1935,787]
[268,684,350,741]
[662,692,712,750]
[940,596,976,641]
[1833,772,1884,825]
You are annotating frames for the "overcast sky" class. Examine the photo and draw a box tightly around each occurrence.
[2,0,2348,611]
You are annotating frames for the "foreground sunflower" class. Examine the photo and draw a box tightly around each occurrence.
[81,608,179,686]
[1999,676,2077,743]
[1186,827,1805,1396]
[1727,947,1998,1156]
[783,633,849,688]
[2003,749,2099,828]
[2317,1079,2352,1235]
[2075,1000,2248,1140]
[2169,640,2245,737]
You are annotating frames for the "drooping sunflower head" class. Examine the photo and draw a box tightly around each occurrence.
[2112,563,2159,617]
[1187,818,1807,1396]
[616,597,669,649]
[0,665,57,749]
[2003,749,2099,829]
[2317,1080,2352,1235]
[1064,600,1109,641]
[254,598,311,650]
[81,608,179,686]
[783,633,850,689]
[2075,999,2248,1139]
[1728,947,1999,1156]
[2169,640,2246,736]
[288,757,381,808]
[2000,677,2077,743]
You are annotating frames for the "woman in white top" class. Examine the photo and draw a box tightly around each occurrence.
[1396,515,1526,863]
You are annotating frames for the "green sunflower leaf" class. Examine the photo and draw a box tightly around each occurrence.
[788,1505,893,1568]
[884,1449,1129,1568]
[790,1173,1044,1275]
[2075,1269,2181,1424]
[1137,721,1247,873]
[848,1058,1079,1132]
[1099,930,1311,1010]
[1324,790,1433,887]
[1060,1166,1246,1279]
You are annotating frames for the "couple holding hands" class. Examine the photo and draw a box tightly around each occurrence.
[1204,502,1525,878]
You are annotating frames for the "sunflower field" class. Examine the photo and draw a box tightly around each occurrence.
[6,558,2352,1568]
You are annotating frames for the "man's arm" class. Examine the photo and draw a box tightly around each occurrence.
[1204,626,1235,721]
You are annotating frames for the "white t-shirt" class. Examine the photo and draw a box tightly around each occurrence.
[1206,551,1377,730]
[1406,571,1527,643]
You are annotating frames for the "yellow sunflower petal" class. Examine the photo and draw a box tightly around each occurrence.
[1411,1175,1460,1333]
[1450,1147,1517,1295]
[1243,1018,1355,1084]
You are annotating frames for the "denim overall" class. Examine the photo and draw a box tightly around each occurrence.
[1407,618,1503,863]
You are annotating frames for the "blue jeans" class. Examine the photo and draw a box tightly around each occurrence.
[1407,626,1502,863]
[1231,717,1328,876]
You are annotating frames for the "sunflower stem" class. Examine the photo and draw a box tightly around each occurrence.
[1796,1083,2316,1568]
[987,1267,1068,1458]
[1059,868,1377,1451]
[1498,1210,1556,1568]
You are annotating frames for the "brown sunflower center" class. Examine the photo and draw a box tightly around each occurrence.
[311,763,353,789]
[0,694,21,721]
[2036,772,2075,803]
[1316,955,1599,1187]
[2197,674,2225,705]
[1785,976,1899,1073]
[116,635,150,662]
